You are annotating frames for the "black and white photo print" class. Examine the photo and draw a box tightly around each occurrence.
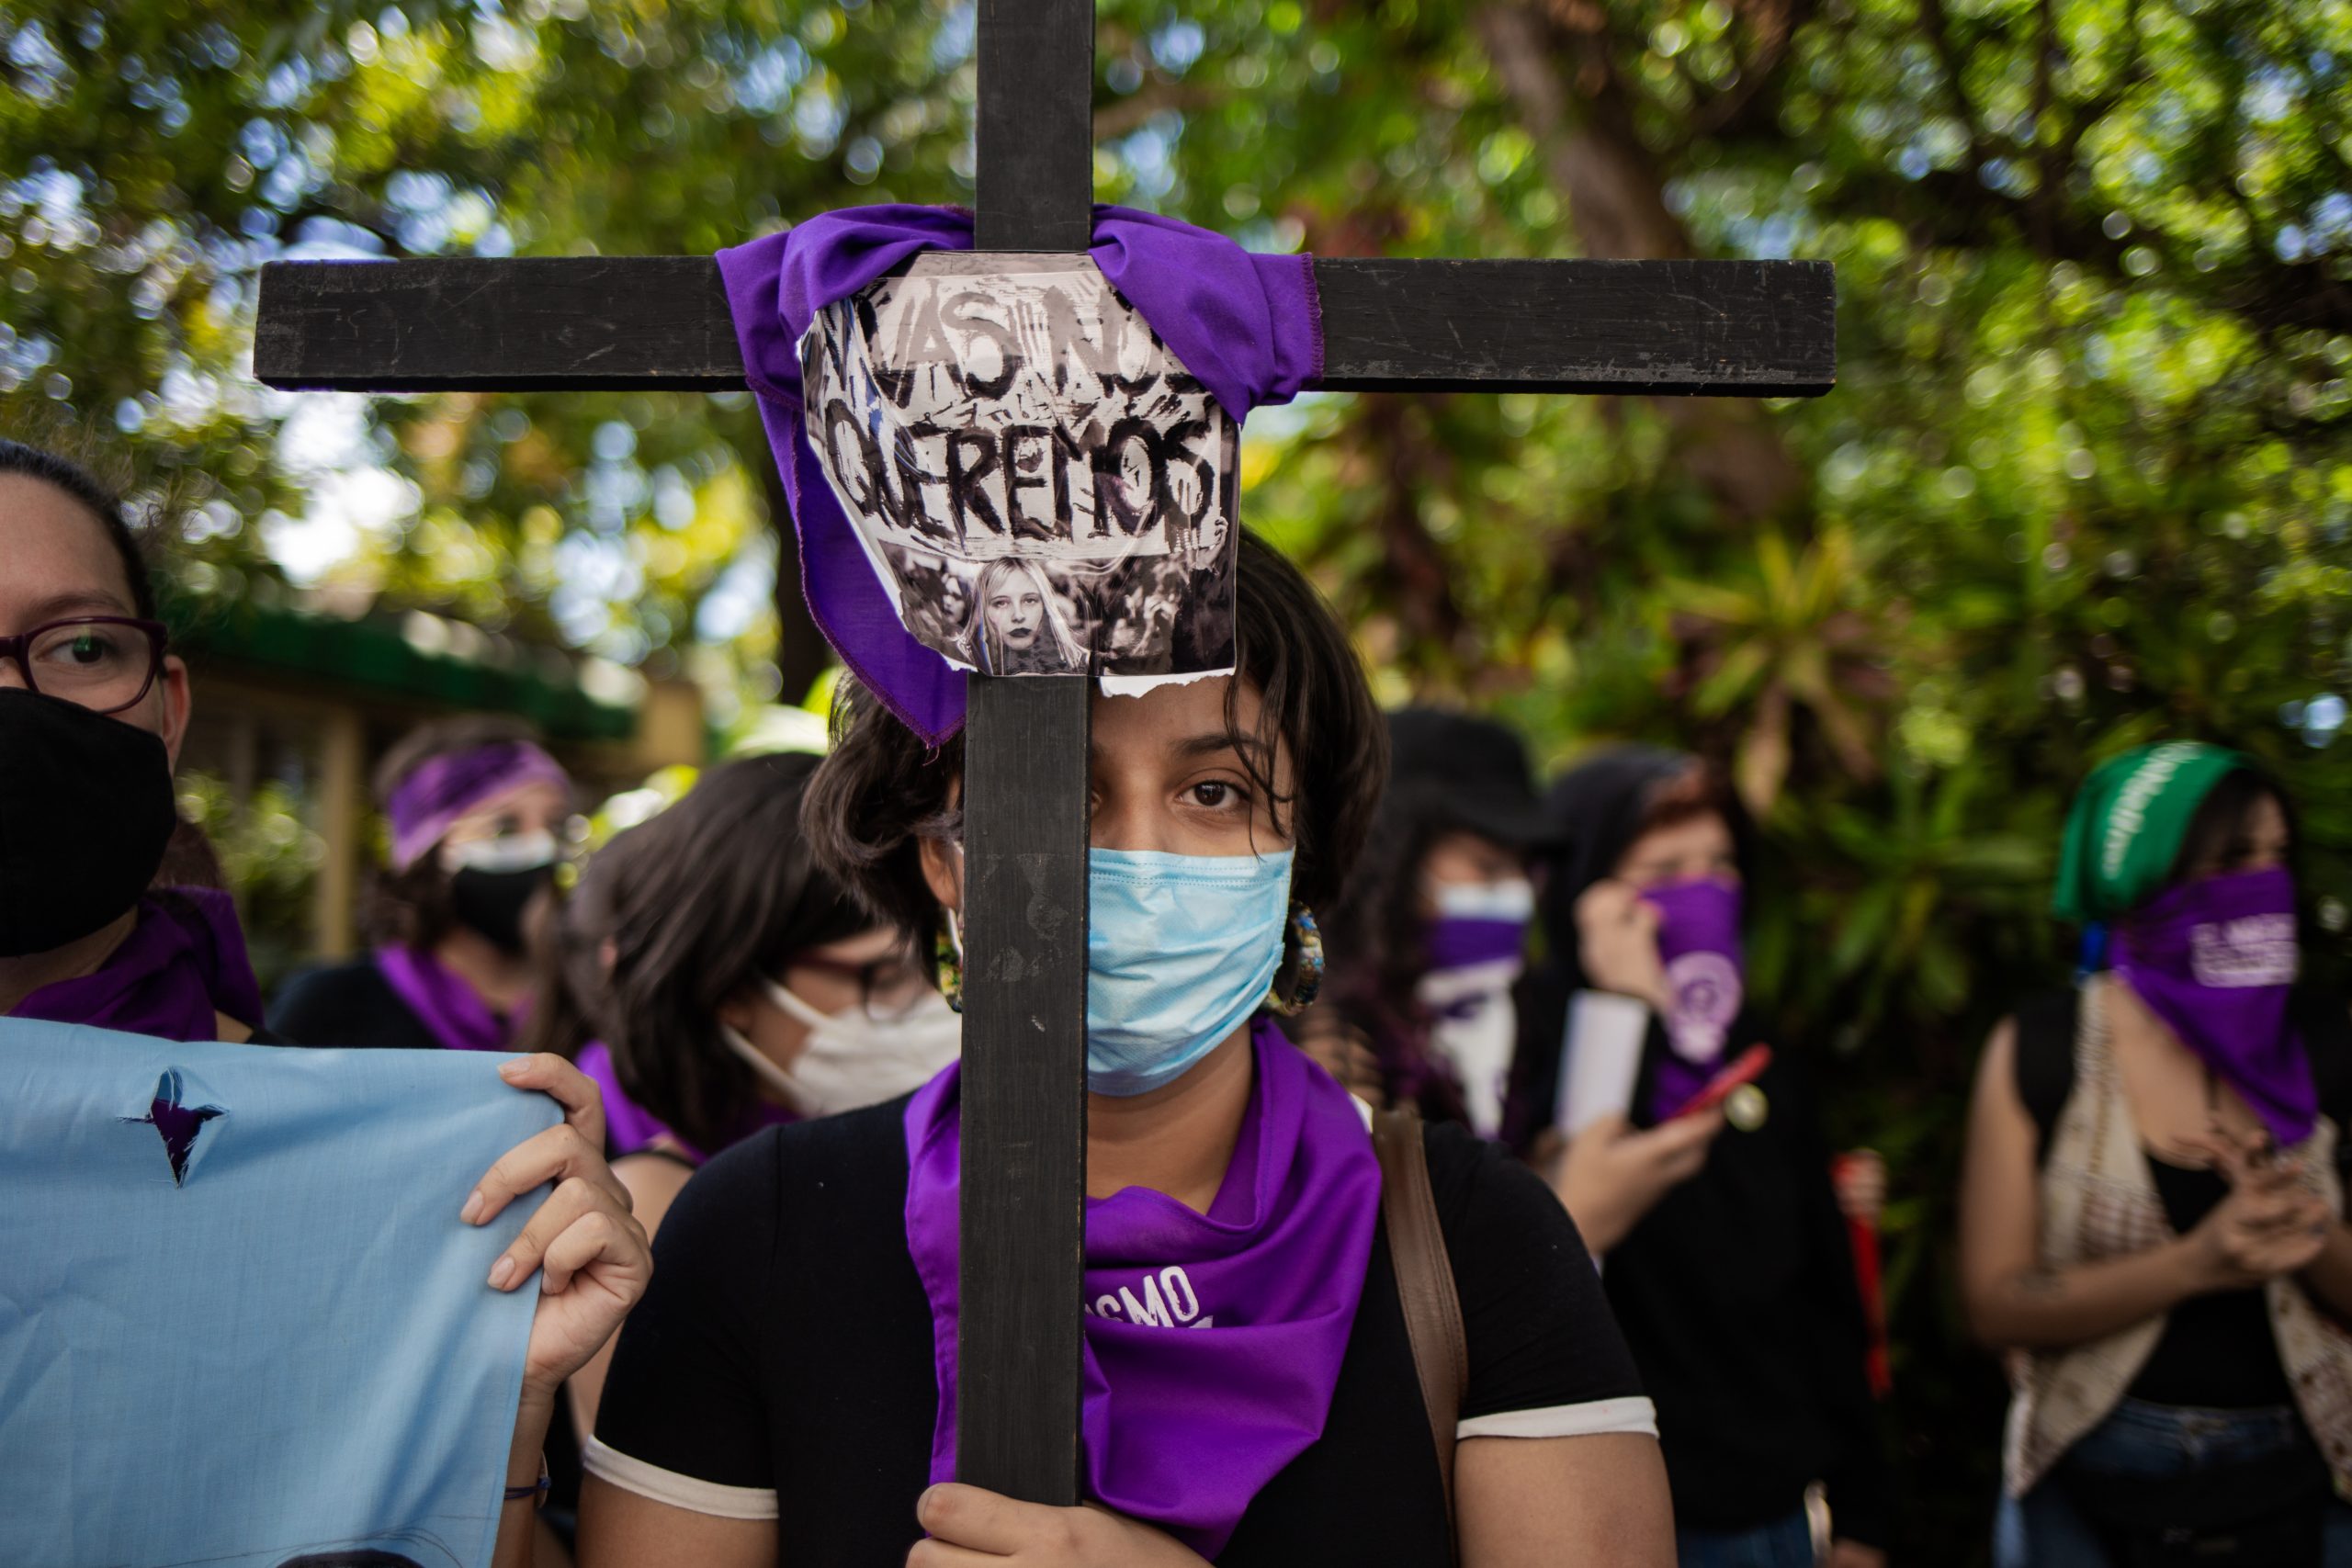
[802,254,1239,681]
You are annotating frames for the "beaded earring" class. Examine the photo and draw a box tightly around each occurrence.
[1265,905,1325,1016]
[934,909,965,1014]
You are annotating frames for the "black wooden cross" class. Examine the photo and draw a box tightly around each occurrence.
[254,0,1832,1507]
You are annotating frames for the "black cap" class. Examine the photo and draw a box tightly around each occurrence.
[1384,706,1555,850]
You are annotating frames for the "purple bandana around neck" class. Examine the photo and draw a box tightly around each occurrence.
[901,1019,1379,1558]
[386,740,570,872]
[574,1039,795,1164]
[715,204,1326,746]
[2114,865,2313,1145]
[374,944,520,1055]
[1642,878,1747,1122]
[9,889,264,1042]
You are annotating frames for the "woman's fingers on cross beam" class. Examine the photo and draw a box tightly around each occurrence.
[916,1484,1055,1556]
[909,1484,1209,1566]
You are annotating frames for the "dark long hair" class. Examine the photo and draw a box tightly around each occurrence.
[594,754,871,1155]
[1319,712,1545,1119]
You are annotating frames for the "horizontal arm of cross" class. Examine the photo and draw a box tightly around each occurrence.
[254,254,1833,399]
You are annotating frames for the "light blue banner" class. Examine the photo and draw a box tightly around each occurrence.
[0,1021,557,1568]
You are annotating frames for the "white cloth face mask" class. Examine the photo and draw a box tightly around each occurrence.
[440,829,560,874]
[719,978,963,1119]
[1417,966,1519,1139]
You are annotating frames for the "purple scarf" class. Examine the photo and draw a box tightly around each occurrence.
[1644,878,1747,1122]
[574,1039,795,1164]
[903,1020,1379,1558]
[9,889,264,1042]
[716,204,1325,746]
[2114,865,2313,1145]
[386,739,569,872]
[373,945,519,1055]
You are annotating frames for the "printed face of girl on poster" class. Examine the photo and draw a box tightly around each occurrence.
[960,557,1084,676]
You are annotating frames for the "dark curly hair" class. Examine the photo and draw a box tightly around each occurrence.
[804,528,1389,978]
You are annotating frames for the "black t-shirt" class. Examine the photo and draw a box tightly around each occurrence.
[591,1098,1649,1564]
[1600,1022,1891,1545]
[270,957,447,1052]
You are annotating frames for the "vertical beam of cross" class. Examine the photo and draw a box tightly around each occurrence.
[955,0,1097,1507]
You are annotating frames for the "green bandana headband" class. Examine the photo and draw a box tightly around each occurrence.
[2052,742,2254,923]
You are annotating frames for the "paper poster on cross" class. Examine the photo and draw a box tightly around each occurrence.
[801,255,1238,681]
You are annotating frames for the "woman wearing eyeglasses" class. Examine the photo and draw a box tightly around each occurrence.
[0,434,650,1558]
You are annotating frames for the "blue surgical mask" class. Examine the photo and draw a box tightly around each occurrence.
[1086,846,1294,1096]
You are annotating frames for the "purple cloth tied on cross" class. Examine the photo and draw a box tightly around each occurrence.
[902,1020,1379,1557]
[715,205,1326,745]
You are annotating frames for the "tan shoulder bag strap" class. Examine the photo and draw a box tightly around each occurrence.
[1371,1102,1470,1552]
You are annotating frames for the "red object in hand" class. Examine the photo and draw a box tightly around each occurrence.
[1832,1151,1894,1398]
[1671,1044,1773,1119]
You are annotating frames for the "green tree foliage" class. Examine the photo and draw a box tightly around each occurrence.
[6,0,2351,1549]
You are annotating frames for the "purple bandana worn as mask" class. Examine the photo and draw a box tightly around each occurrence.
[1642,878,1746,1122]
[2114,865,2312,1146]
[715,204,1325,745]
[1418,878,1535,1137]
[902,1020,1378,1558]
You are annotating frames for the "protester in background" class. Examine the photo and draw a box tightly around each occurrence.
[274,716,570,1054]
[1520,746,1890,1568]
[1307,706,1552,1133]
[0,434,650,1560]
[1962,743,2352,1563]
[579,531,1675,1566]
[549,753,960,1434]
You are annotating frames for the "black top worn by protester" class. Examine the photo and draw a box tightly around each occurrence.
[591,1098,1649,1565]
[1510,980,1894,1549]
[2012,986,2352,1410]
[268,957,443,1051]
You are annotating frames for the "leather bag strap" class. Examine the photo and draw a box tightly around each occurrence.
[1371,1102,1470,1554]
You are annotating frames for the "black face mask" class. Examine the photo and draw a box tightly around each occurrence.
[448,864,552,955]
[0,687,178,958]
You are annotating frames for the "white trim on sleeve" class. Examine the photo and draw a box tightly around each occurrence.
[582,1436,780,1519]
[1456,1394,1659,1441]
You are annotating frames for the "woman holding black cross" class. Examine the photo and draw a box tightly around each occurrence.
[578,530,1675,1566]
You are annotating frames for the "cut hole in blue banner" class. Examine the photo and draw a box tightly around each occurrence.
[0,1022,558,1568]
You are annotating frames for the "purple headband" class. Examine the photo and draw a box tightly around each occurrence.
[387,740,570,871]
